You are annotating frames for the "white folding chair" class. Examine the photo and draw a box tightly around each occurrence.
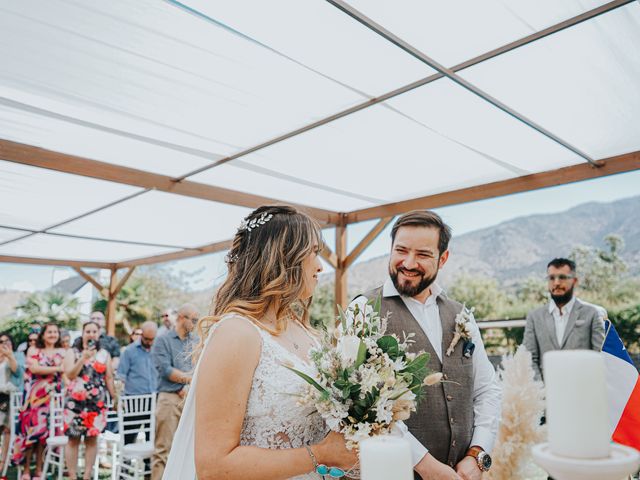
[115,394,156,480]
[1,391,22,478]
[94,393,120,480]
[41,392,68,480]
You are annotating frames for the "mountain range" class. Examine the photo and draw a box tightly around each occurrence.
[329,195,640,294]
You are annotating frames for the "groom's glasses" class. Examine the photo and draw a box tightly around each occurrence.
[546,274,574,282]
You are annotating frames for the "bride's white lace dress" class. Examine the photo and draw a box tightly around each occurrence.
[163,315,326,480]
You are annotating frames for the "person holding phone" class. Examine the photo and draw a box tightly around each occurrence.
[63,320,116,480]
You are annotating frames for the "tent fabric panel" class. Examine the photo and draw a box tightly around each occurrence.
[346,0,611,67]
[460,3,640,160]
[237,104,522,203]
[191,163,378,212]
[182,0,435,96]
[50,191,252,249]
[0,160,142,231]
[0,233,179,263]
[386,78,585,174]
[0,100,217,177]
[0,0,365,155]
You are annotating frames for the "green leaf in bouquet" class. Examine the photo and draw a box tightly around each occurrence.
[341,385,352,399]
[403,352,431,387]
[353,339,367,369]
[376,335,400,359]
[337,305,348,332]
[372,293,382,316]
[283,365,329,395]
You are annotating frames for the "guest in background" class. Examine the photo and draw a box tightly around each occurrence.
[523,258,606,381]
[157,309,175,337]
[74,312,121,370]
[151,304,197,480]
[17,328,39,355]
[128,327,143,346]
[118,321,157,473]
[63,320,115,480]
[13,323,65,479]
[60,329,72,350]
[0,332,25,474]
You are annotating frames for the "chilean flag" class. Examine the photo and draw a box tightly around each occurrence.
[603,320,640,450]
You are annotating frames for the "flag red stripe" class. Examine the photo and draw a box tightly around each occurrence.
[612,375,640,450]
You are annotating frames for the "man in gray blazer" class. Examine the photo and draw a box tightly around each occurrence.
[523,258,605,380]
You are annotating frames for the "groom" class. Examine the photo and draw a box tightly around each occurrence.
[352,210,501,480]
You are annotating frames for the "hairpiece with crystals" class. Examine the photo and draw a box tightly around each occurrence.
[238,212,274,233]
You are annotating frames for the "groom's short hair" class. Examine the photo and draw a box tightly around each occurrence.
[391,210,452,254]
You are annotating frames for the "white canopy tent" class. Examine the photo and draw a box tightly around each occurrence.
[1,0,639,332]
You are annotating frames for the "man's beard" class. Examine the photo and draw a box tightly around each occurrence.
[390,266,438,297]
[550,286,574,306]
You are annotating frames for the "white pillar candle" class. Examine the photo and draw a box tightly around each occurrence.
[543,350,610,459]
[360,436,413,480]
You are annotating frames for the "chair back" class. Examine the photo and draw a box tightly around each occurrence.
[48,392,65,437]
[10,391,23,428]
[104,392,118,424]
[117,394,156,448]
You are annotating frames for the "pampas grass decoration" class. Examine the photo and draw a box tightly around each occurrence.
[486,345,546,480]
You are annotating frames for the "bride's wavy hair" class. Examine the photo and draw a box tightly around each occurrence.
[193,205,322,361]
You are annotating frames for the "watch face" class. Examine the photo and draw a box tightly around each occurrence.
[480,452,492,471]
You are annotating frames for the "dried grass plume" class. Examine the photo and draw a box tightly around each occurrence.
[486,345,546,480]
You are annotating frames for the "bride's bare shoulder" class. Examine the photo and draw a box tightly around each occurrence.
[204,315,262,356]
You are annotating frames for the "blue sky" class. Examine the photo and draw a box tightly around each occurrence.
[1,170,639,292]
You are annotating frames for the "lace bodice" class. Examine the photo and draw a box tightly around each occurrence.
[163,315,326,480]
[214,316,326,479]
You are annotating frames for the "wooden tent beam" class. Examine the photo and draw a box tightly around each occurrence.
[111,266,136,297]
[346,151,640,224]
[334,223,348,311]
[106,268,118,336]
[344,217,393,269]
[72,267,108,297]
[0,140,340,225]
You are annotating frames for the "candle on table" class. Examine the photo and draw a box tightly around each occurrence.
[360,435,413,480]
[543,350,610,459]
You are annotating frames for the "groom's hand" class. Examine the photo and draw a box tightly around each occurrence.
[415,453,462,480]
[455,456,482,480]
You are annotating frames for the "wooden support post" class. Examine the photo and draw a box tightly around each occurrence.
[320,241,338,269]
[334,221,348,312]
[106,268,118,336]
[344,217,393,269]
[72,267,108,297]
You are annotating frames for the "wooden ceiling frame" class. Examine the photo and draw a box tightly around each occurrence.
[345,151,640,224]
[0,140,340,226]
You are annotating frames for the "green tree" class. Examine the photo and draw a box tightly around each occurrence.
[447,273,510,320]
[570,235,640,308]
[0,290,81,345]
[309,283,336,329]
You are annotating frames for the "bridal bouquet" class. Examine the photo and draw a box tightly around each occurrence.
[287,297,440,448]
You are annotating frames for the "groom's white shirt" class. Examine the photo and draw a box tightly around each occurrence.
[351,279,501,466]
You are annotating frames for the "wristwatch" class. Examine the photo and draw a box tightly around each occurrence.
[466,446,492,472]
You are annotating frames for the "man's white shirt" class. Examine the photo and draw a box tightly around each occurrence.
[548,296,577,346]
[351,278,501,466]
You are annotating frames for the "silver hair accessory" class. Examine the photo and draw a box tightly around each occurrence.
[238,212,274,233]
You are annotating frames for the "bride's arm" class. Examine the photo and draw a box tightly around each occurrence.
[195,319,355,480]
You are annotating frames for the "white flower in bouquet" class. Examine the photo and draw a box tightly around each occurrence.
[286,296,441,449]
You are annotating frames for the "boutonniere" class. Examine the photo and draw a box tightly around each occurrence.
[446,305,475,357]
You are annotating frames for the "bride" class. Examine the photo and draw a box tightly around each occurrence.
[163,205,357,479]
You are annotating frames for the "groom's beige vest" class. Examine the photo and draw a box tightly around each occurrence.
[363,287,474,472]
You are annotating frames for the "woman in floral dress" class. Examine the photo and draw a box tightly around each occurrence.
[12,322,65,480]
[63,320,115,480]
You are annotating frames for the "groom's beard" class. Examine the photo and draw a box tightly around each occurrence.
[550,286,574,307]
[390,265,438,298]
